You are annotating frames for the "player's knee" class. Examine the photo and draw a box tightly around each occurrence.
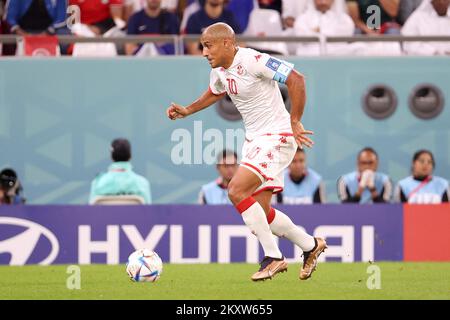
[228,182,248,205]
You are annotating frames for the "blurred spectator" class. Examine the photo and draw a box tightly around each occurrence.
[124,0,178,20]
[282,0,308,29]
[198,149,238,204]
[398,0,423,25]
[294,0,355,56]
[0,0,4,19]
[5,0,67,35]
[0,168,25,205]
[180,0,201,33]
[89,138,152,204]
[275,148,325,204]
[402,0,450,56]
[337,147,392,203]
[394,150,449,204]
[126,0,180,55]
[226,0,254,32]
[245,8,288,55]
[125,0,146,20]
[258,0,282,14]
[345,0,403,55]
[69,0,125,35]
[0,1,5,25]
[185,0,241,55]
[0,0,5,55]
[161,0,179,11]
[1,0,17,55]
[347,0,401,35]
[69,0,126,56]
[281,0,309,55]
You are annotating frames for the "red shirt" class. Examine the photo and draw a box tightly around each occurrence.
[69,0,123,25]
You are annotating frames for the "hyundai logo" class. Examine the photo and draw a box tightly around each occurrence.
[0,217,59,265]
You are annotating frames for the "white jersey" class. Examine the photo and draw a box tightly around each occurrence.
[209,47,294,140]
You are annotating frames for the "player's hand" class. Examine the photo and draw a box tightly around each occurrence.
[291,122,314,149]
[166,103,190,120]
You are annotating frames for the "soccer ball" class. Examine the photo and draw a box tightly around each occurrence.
[126,249,163,282]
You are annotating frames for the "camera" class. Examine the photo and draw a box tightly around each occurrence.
[0,168,18,190]
[0,168,25,204]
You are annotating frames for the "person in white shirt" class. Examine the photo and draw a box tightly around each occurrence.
[282,0,308,29]
[402,0,450,56]
[398,0,424,25]
[166,23,327,282]
[294,0,354,56]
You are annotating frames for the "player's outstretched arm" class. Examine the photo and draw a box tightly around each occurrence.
[166,89,225,120]
[286,70,314,149]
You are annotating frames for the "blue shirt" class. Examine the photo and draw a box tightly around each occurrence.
[199,178,231,205]
[185,8,242,35]
[278,168,323,204]
[338,171,392,204]
[396,176,449,204]
[127,9,180,55]
[6,0,67,31]
[90,162,151,204]
[226,0,254,32]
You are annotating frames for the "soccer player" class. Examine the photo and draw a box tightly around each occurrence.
[166,23,327,281]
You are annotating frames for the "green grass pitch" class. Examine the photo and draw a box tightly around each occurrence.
[1,262,449,300]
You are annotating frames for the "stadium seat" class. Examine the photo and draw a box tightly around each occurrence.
[244,8,288,56]
[90,195,146,205]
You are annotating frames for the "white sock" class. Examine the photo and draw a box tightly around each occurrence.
[269,208,315,252]
[237,197,283,259]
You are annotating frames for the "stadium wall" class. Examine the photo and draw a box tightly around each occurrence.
[0,57,449,204]
[0,204,449,265]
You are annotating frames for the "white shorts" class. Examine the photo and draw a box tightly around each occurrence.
[240,133,297,196]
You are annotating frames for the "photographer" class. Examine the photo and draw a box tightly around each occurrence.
[0,168,26,205]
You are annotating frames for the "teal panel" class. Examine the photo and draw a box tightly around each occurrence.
[0,56,448,203]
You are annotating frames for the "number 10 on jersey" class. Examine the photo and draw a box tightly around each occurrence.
[226,78,238,95]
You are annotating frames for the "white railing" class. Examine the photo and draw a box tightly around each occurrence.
[1,35,449,56]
